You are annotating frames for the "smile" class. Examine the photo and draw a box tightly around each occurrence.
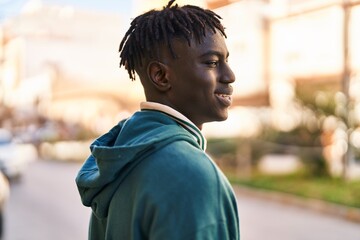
[215,93,232,106]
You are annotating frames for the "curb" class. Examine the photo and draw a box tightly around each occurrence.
[233,185,360,224]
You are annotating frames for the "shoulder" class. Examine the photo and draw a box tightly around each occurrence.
[132,141,239,239]
[108,140,239,239]
[131,140,223,213]
[141,140,217,185]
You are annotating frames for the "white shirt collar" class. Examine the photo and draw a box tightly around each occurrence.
[140,102,207,151]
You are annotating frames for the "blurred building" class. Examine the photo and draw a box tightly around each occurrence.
[1,1,145,134]
[204,0,360,178]
[1,0,360,177]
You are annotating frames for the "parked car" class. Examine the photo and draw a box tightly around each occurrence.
[0,129,38,180]
[0,171,9,239]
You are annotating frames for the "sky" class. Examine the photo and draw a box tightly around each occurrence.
[0,0,131,21]
[43,0,131,14]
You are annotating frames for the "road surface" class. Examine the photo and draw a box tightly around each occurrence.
[3,160,360,240]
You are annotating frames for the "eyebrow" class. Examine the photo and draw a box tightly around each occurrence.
[199,50,229,59]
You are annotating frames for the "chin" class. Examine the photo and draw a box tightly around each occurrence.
[203,110,229,124]
[220,116,228,121]
[215,112,229,122]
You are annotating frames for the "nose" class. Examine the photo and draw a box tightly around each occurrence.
[220,63,235,84]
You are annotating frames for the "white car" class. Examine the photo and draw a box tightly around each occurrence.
[0,171,9,239]
[0,129,38,179]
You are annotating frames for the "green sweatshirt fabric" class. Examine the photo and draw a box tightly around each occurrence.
[76,110,240,240]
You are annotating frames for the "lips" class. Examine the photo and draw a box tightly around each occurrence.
[215,92,233,107]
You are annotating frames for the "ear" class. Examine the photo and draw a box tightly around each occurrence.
[147,61,171,92]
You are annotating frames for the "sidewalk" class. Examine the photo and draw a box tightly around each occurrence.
[233,185,360,224]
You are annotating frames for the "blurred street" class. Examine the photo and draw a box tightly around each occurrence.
[236,193,360,240]
[3,160,90,240]
[2,160,360,240]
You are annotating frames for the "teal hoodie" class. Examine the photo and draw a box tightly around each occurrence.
[76,109,240,240]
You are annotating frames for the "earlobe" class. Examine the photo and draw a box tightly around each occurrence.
[147,61,171,92]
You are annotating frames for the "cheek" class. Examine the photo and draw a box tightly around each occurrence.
[170,67,216,98]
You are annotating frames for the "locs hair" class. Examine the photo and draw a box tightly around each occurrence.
[118,0,226,81]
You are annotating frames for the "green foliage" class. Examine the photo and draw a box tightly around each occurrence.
[263,125,322,147]
[295,76,340,117]
[207,77,358,179]
[207,133,329,177]
[206,138,238,159]
[229,173,360,208]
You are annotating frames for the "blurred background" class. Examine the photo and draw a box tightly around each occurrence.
[0,0,360,239]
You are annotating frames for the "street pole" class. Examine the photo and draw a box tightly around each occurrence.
[341,0,351,179]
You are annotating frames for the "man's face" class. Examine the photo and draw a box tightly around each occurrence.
[165,30,235,129]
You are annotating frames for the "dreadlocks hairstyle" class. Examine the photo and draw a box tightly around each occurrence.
[119,0,226,81]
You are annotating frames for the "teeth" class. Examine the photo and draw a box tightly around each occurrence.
[216,94,231,100]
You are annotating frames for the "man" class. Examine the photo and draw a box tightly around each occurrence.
[76,0,239,239]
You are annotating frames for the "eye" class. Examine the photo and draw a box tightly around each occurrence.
[205,60,219,68]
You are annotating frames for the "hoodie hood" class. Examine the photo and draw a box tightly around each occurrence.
[76,111,198,219]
